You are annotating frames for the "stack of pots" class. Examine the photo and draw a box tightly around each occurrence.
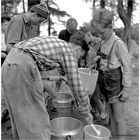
[48,92,84,140]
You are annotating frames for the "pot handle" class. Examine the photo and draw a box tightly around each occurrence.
[65,135,71,140]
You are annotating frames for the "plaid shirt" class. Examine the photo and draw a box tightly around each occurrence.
[14,36,90,114]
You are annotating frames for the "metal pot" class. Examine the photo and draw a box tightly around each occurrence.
[84,124,111,140]
[51,92,73,107]
[47,92,73,119]
[51,117,83,140]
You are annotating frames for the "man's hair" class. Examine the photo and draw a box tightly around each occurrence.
[91,8,113,29]
[1,15,11,23]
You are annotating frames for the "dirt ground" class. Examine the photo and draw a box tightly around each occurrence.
[1,58,139,140]
[124,57,139,139]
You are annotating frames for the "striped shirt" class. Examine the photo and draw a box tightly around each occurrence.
[14,36,90,114]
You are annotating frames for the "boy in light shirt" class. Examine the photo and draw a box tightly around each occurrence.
[90,8,132,139]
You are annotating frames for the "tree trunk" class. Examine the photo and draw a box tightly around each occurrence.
[23,0,26,13]
[100,0,105,8]
[46,0,51,36]
[93,0,96,10]
[48,14,51,36]
[117,0,133,52]
[124,23,131,52]
[92,0,97,16]
[3,1,7,13]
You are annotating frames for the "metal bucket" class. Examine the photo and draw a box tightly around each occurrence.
[84,124,111,140]
[48,92,73,119]
[51,117,83,140]
[78,68,98,95]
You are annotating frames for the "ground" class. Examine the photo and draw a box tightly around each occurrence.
[1,58,139,140]
[124,57,139,139]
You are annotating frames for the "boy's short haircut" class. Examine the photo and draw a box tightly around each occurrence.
[67,18,78,26]
[91,8,113,29]
[66,18,78,29]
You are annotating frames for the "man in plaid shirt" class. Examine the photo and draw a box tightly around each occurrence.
[2,36,93,139]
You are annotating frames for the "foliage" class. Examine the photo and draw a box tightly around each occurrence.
[43,0,70,35]
[1,0,71,35]
[83,0,138,23]
[1,0,21,16]
[113,23,139,45]
[131,23,139,45]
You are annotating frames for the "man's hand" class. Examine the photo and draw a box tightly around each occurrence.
[84,112,93,125]
[43,79,59,98]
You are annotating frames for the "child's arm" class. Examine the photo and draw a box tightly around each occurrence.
[86,55,101,69]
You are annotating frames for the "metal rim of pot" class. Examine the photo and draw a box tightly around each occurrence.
[51,117,82,137]
[51,92,73,103]
[84,124,111,138]
[78,68,98,75]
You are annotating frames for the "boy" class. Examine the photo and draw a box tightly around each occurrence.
[90,8,132,139]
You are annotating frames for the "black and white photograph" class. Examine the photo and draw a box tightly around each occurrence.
[1,0,139,139]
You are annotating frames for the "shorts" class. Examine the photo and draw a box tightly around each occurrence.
[98,67,123,104]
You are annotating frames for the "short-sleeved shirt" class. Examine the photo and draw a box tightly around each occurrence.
[5,13,39,45]
[58,29,72,42]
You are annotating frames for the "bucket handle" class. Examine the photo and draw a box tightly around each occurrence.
[86,62,97,70]
[65,135,71,140]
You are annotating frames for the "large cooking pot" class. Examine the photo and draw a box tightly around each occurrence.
[47,92,73,119]
[51,117,83,140]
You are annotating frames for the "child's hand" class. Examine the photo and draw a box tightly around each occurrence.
[93,55,101,62]
[117,88,129,102]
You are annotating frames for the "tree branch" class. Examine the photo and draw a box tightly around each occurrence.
[127,0,134,19]
[117,0,128,24]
